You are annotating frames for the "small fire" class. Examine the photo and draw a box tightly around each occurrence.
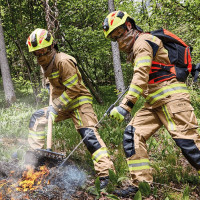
[0,165,51,199]
[16,165,50,192]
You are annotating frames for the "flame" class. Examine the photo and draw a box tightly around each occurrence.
[16,165,50,192]
[0,165,50,199]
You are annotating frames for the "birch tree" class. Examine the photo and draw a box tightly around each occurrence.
[0,17,16,106]
[108,0,126,95]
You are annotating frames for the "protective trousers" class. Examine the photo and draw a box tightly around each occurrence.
[123,99,200,186]
[28,103,114,177]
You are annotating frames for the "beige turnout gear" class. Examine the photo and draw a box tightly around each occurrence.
[28,51,114,177]
[119,33,200,186]
[120,33,190,112]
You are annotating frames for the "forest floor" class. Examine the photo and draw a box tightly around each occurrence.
[0,138,200,200]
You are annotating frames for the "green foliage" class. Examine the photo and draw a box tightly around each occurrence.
[109,169,118,185]
[0,102,34,138]
[86,177,101,198]
[138,181,151,197]
[134,190,142,200]
[182,185,190,200]
[105,194,120,200]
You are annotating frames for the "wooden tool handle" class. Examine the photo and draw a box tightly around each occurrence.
[47,93,53,150]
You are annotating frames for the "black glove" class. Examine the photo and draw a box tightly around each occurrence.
[46,83,50,94]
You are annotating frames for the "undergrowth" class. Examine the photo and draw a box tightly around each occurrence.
[0,84,200,199]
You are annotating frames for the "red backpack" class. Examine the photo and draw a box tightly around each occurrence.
[148,28,200,83]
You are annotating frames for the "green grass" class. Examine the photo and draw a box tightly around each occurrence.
[0,83,200,199]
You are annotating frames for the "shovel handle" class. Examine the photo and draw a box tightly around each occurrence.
[47,93,53,150]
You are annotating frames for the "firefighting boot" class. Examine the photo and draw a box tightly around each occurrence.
[113,185,139,197]
[99,176,109,189]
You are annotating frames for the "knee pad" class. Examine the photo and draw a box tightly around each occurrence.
[29,109,45,128]
[174,138,200,169]
[123,125,136,158]
[78,128,101,154]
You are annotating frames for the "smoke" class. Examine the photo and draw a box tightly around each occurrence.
[50,165,87,199]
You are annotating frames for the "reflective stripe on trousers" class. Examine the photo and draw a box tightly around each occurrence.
[127,159,150,171]
[28,130,45,140]
[74,109,83,126]
[162,104,176,131]
[92,147,109,163]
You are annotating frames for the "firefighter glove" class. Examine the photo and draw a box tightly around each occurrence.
[46,83,50,94]
[110,106,129,122]
[46,105,58,123]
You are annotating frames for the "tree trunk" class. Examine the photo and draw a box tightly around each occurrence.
[108,0,126,95]
[0,17,16,106]
[108,1,131,123]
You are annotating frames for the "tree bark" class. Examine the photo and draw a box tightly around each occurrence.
[0,17,16,106]
[108,0,126,95]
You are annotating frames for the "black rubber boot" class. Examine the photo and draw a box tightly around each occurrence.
[99,176,109,189]
[113,185,139,197]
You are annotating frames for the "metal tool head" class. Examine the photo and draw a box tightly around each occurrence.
[35,149,65,161]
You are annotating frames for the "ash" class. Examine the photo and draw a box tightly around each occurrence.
[0,161,88,200]
[50,165,87,199]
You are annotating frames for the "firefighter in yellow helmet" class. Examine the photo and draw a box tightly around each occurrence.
[26,28,115,189]
[103,11,200,197]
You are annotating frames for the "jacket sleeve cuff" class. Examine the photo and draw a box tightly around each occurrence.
[52,98,63,111]
[120,97,135,113]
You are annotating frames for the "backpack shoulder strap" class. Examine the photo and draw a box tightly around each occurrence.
[150,28,191,48]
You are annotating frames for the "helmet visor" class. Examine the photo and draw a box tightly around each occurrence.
[107,26,126,42]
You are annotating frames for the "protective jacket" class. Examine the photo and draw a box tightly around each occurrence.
[43,52,92,111]
[120,33,190,111]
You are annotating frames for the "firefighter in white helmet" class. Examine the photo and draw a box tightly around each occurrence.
[26,28,115,189]
[103,11,200,197]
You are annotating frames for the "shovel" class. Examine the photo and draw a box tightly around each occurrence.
[35,93,65,164]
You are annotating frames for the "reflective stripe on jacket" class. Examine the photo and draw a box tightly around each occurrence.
[44,52,92,111]
[120,33,190,112]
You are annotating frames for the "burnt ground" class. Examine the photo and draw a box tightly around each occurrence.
[0,159,90,200]
[0,159,152,200]
[0,159,200,200]
[0,159,136,200]
[0,137,199,200]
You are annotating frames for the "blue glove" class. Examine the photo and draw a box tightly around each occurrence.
[46,105,58,123]
[110,106,129,122]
